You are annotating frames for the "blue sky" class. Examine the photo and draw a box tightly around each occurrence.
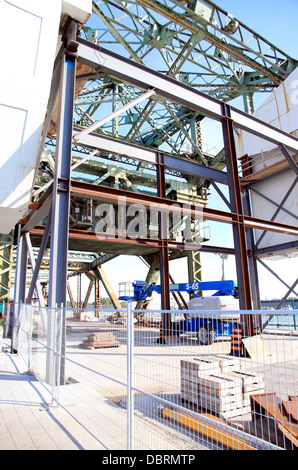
[203,0,298,300]
[215,0,298,58]
[77,0,298,303]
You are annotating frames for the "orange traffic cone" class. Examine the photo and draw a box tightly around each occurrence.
[230,328,244,357]
[157,321,166,344]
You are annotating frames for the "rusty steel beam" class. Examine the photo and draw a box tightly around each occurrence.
[68,180,298,236]
[93,265,122,310]
[23,179,298,240]
[77,38,298,153]
[29,225,235,256]
[156,153,170,309]
[221,103,254,336]
[156,153,171,337]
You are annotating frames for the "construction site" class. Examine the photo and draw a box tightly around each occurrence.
[0,0,297,452]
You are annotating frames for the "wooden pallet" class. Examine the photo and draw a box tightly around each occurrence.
[79,332,120,349]
[80,342,120,349]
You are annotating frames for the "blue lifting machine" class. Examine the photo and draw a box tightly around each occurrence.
[119,280,241,345]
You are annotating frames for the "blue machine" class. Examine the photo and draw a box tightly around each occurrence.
[119,280,240,345]
[120,279,238,301]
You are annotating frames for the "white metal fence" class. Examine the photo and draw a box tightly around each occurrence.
[7,303,298,450]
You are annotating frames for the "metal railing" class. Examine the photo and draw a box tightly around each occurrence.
[7,303,298,450]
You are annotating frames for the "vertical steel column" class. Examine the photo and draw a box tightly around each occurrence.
[127,300,134,449]
[156,153,171,339]
[95,278,101,309]
[47,47,76,384]
[77,273,82,310]
[221,103,254,336]
[25,233,46,309]
[26,211,52,304]
[12,225,28,352]
[242,190,261,311]
[48,52,75,308]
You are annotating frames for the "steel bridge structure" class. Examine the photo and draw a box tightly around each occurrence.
[5,0,298,339]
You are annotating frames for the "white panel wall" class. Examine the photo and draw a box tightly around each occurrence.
[0,0,92,235]
[238,68,298,157]
[62,0,92,23]
[237,69,298,258]
[250,171,297,258]
[0,0,63,233]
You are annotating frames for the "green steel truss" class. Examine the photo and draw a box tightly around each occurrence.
[87,0,297,99]
[69,0,297,170]
[38,1,297,299]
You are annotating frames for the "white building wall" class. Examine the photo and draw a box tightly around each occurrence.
[0,0,91,234]
[237,69,298,258]
[238,68,298,158]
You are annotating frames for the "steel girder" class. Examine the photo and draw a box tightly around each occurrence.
[76,38,298,152]
[86,0,297,98]
[72,0,297,153]
[13,13,298,333]
[71,36,298,313]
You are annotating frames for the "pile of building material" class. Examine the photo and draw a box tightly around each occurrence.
[181,356,265,420]
[251,393,298,449]
[79,332,120,349]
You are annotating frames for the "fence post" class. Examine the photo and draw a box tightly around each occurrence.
[52,306,58,403]
[127,300,134,450]
[52,305,64,404]
[28,304,33,372]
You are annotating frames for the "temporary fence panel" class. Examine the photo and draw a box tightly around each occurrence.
[11,303,298,450]
[130,308,298,451]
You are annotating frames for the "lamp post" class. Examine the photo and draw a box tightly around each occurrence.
[219,254,229,281]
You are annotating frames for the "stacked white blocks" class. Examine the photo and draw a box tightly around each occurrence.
[181,356,265,419]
